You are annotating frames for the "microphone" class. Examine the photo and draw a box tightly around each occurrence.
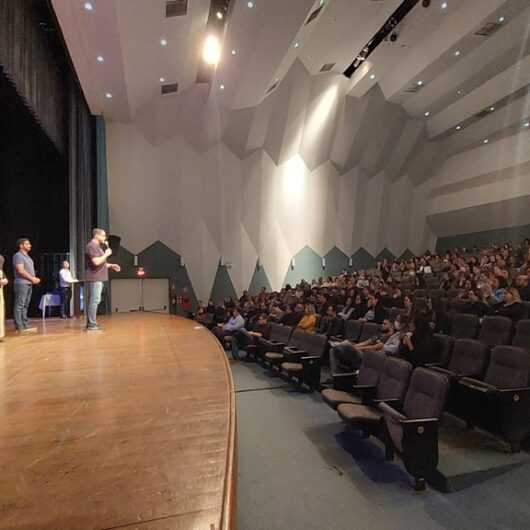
[100,241,109,251]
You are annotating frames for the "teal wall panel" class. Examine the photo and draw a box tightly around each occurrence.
[351,247,376,270]
[249,262,272,294]
[283,246,323,287]
[375,248,395,262]
[324,247,349,277]
[210,262,238,304]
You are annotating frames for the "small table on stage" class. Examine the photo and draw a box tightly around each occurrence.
[39,293,61,320]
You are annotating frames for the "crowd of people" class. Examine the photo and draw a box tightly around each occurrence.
[195,239,530,370]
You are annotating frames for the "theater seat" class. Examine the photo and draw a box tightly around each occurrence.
[478,316,513,347]
[263,327,303,368]
[457,346,530,452]
[450,313,478,339]
[512,319,530,352]
[280,332,328,391]
[357,322,380,343]
[258,323,292,363]
[321,350,386,410]
[335,357,412,447]
[380,368,449,491]
[430,338,489,381]
[427,334,454,368]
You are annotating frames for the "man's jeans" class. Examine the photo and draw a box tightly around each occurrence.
[329,343,362,375]
[86,281,103,328]
[13,283,32,330]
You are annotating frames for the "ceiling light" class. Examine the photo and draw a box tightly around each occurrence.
[417,80,424,86]
[483,139,489,144]
[96,55,104,63]
[454,50,461,57]
[369,74,376,80]
[424,111,430,117]
[498,16,505,23]
[203,35,221,66]
[524,122,530,128]
[456,125,462,131]
[84,2,93,11]
[489,106,495,112]
[294,42,300,49]
[220,84,225,90]
[231,49,237,55]
[105,93,112,99]
[160,77,165,83]
[320,0,325,6]
[441,2,448,9]
[216,11,223,19]
[247,1,254,7]
[160,38,168,46]
[457,89,463,95]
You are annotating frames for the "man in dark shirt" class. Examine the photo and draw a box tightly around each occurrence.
[12,238,41,333]
[85,228,121,331]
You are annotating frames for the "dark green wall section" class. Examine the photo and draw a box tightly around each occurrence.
[351,247,376,270]
[324,247,349,276]
[249,262,272,294]
[400,249,415,260]
[111,241,198,313]
[436,224,530,254]
[210,262,238,304]
[375,248,395,262]
[95,116,110,231]
[284,246,323,287]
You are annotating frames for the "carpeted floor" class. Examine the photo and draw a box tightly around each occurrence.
[232,361,530,530]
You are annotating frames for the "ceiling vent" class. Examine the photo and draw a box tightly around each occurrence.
[161,83,179,95]
[474,22,502,37]
[165,0,188,17]
[305,5,323,25]
[320,63,336,73]
[404,84,423,94]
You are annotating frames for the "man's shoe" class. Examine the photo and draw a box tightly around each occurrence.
[21,327,37,334]
[86,325,103,332]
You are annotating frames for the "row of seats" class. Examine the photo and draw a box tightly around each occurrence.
[321,352,449,491]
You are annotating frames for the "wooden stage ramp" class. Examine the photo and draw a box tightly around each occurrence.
[0,314,236,530]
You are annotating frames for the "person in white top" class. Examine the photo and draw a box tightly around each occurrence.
[59,261,77,319]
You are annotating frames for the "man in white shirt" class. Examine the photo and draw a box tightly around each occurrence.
[59,261,76,319]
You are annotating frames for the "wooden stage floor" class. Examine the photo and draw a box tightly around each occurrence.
[0,314,236,530]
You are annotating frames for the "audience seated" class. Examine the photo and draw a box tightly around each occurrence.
[399,315,436,368]
[297,304,317,332]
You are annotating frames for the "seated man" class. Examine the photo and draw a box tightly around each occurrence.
[232,313,270,360]
[212,307,245,347]
[317,305,343,337]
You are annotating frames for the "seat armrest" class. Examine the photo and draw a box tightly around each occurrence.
[284,346,305,355]
[458,377,497,394]
[401,417,439,425]
[498,387,530,404]
[301,355,320,363]
[332,372,358,391]
[284,349,307,362]
[425,362,443,368]
[429,366,455,379]
[378,401,406,423]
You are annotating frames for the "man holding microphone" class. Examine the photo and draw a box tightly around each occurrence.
[85,228,121,331]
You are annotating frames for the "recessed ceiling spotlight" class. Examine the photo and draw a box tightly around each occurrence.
[247,1,254,7]
[417,80,424,86]
[454,50,461,57]
[498,16,505,23]
[424,111,430,117]
[160,77,165,83]
[483,139,489,144]
[231,49,237,55]
[320,0,325,6]
[105,92,112,99]
[369,74,376,80]
[203,35,221,65]
[220,84,225,90]
[489,106,495,112]
[84,2,93,11]
[96,55,104,63]
[441,2,448,9]
[216,11,223,19]
[456,125,462,131]
[294,42,300,49]
[160,38,168,46]
[524,122,530,128]
[457,89,463,95]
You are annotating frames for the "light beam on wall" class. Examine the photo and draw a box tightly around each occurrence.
[203,35,221,66]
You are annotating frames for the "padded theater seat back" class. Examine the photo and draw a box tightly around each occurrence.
[433,334,454,366]
[450,313,478,339]
[484,346,530,389]
[403,368,449,420]
[377,357,412,400]
[479,316,512,347]
[448,339,489,377]
[358,322,380,342]
[344,320,362,342]
[289,329,307,350]
[303,332,328,357]
[269,323,292,343]
[357,350,386,386]
[512,320,530,351]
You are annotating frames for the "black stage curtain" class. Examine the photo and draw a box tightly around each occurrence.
[0,0,67,153]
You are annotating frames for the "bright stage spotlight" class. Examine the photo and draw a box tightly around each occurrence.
[203,35,221,66]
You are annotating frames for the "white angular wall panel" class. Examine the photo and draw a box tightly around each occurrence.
[386,119,425,181]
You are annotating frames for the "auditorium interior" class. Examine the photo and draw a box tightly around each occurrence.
[2,0,530,529]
